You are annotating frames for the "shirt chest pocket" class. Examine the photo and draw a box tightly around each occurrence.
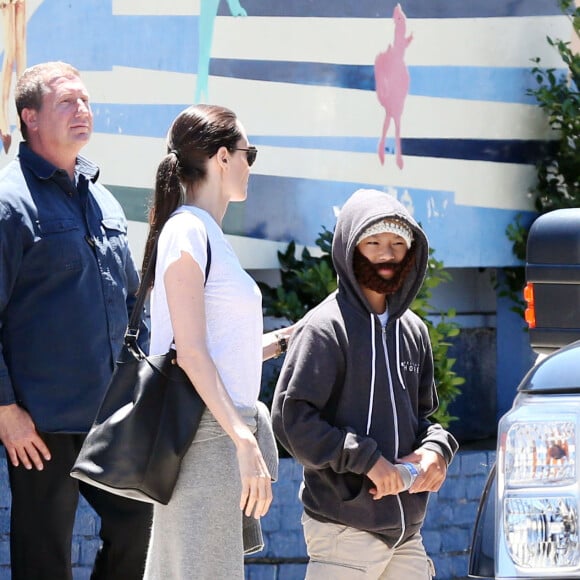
[33,218,85,272]
[100,216,128,257]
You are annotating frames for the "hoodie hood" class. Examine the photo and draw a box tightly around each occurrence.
[332,188,429,321]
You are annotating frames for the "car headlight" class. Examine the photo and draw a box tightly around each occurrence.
[504,420,576,486]
[496,399,580,576]
[504,496,579,568]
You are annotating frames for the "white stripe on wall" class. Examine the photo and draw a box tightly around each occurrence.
[255,145,537,212]
[112,0,200,16]
[212,15,570,68]
[210,76,550,141]
[127,219,309,270]
[83,68,551,141]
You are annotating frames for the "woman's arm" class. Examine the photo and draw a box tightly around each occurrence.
[164,251,272,518]
[262,325,296,361]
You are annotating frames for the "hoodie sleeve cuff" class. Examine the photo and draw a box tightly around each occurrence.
[420,442,454,466]
[363,449,383,475]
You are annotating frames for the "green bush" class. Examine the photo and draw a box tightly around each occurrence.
[411,250,464,426]
[259,229,464,428]
[258,227,335,322]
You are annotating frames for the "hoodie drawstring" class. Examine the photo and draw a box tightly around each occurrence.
[395,319,406,390]
[366,313,377,436]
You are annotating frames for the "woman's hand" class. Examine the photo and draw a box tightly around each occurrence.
[236,436,273,518]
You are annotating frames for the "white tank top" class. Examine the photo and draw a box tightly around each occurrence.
[149,205,263,407]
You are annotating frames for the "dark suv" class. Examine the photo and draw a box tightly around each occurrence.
[469,208,580,579]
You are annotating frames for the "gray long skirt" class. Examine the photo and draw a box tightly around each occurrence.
[143,408,254,580]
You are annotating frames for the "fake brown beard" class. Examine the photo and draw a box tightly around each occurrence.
[352,244,417,295]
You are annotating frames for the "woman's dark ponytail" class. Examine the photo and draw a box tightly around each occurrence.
[140,104,242,286]
[141,153,183,285]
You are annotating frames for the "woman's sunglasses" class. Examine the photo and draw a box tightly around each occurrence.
[232,146,258,167]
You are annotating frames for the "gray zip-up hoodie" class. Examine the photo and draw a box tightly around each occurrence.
[272,188,459,547]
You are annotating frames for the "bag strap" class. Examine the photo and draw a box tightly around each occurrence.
[126,234,212,344]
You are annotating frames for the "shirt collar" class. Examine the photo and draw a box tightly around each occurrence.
[18,141,100,183]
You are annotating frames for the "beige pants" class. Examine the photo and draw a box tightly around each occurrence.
[302,513,435,580]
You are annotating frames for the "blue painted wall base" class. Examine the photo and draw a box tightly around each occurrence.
[0,448,495,580]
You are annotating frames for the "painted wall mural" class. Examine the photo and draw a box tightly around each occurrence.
[0,0,26,155]
[375,3,412,168]
[0,0,573,268]
[196,0,247,103]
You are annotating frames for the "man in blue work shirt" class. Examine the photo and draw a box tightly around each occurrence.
[0,61,152,579]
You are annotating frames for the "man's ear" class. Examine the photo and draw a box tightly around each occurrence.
[20,108,38,133]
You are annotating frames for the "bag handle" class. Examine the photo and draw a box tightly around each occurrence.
[125,234,212,345]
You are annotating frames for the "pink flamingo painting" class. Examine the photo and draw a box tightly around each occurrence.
[374,3,413,168]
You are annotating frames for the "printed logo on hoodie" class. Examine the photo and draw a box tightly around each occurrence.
[400,360,420,374]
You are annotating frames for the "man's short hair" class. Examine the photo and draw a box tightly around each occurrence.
[15,61,80,140]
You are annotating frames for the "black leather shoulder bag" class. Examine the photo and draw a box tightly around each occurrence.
[71,237,211,504]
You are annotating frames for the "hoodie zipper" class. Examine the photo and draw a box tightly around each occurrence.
[382,324,407,547]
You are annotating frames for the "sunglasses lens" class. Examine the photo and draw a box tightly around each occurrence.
[247,148,257,167]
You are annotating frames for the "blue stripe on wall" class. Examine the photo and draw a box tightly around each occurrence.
[209,60,544,104]
[218,0,562,18]
[249,136,554,165]
[91,104,551,165]
[224,174,535,267]
[403,137,553,164]
[92,104,184,140]
[28,0,198,73]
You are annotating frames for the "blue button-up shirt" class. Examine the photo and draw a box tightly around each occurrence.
[0,142,148,432]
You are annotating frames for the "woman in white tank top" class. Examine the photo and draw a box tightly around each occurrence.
[141,104,294,579]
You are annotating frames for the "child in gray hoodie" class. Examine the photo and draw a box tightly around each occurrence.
[272,188,458,579]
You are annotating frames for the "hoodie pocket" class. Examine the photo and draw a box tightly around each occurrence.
[303,470,403,540]
[337,472,366,502]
